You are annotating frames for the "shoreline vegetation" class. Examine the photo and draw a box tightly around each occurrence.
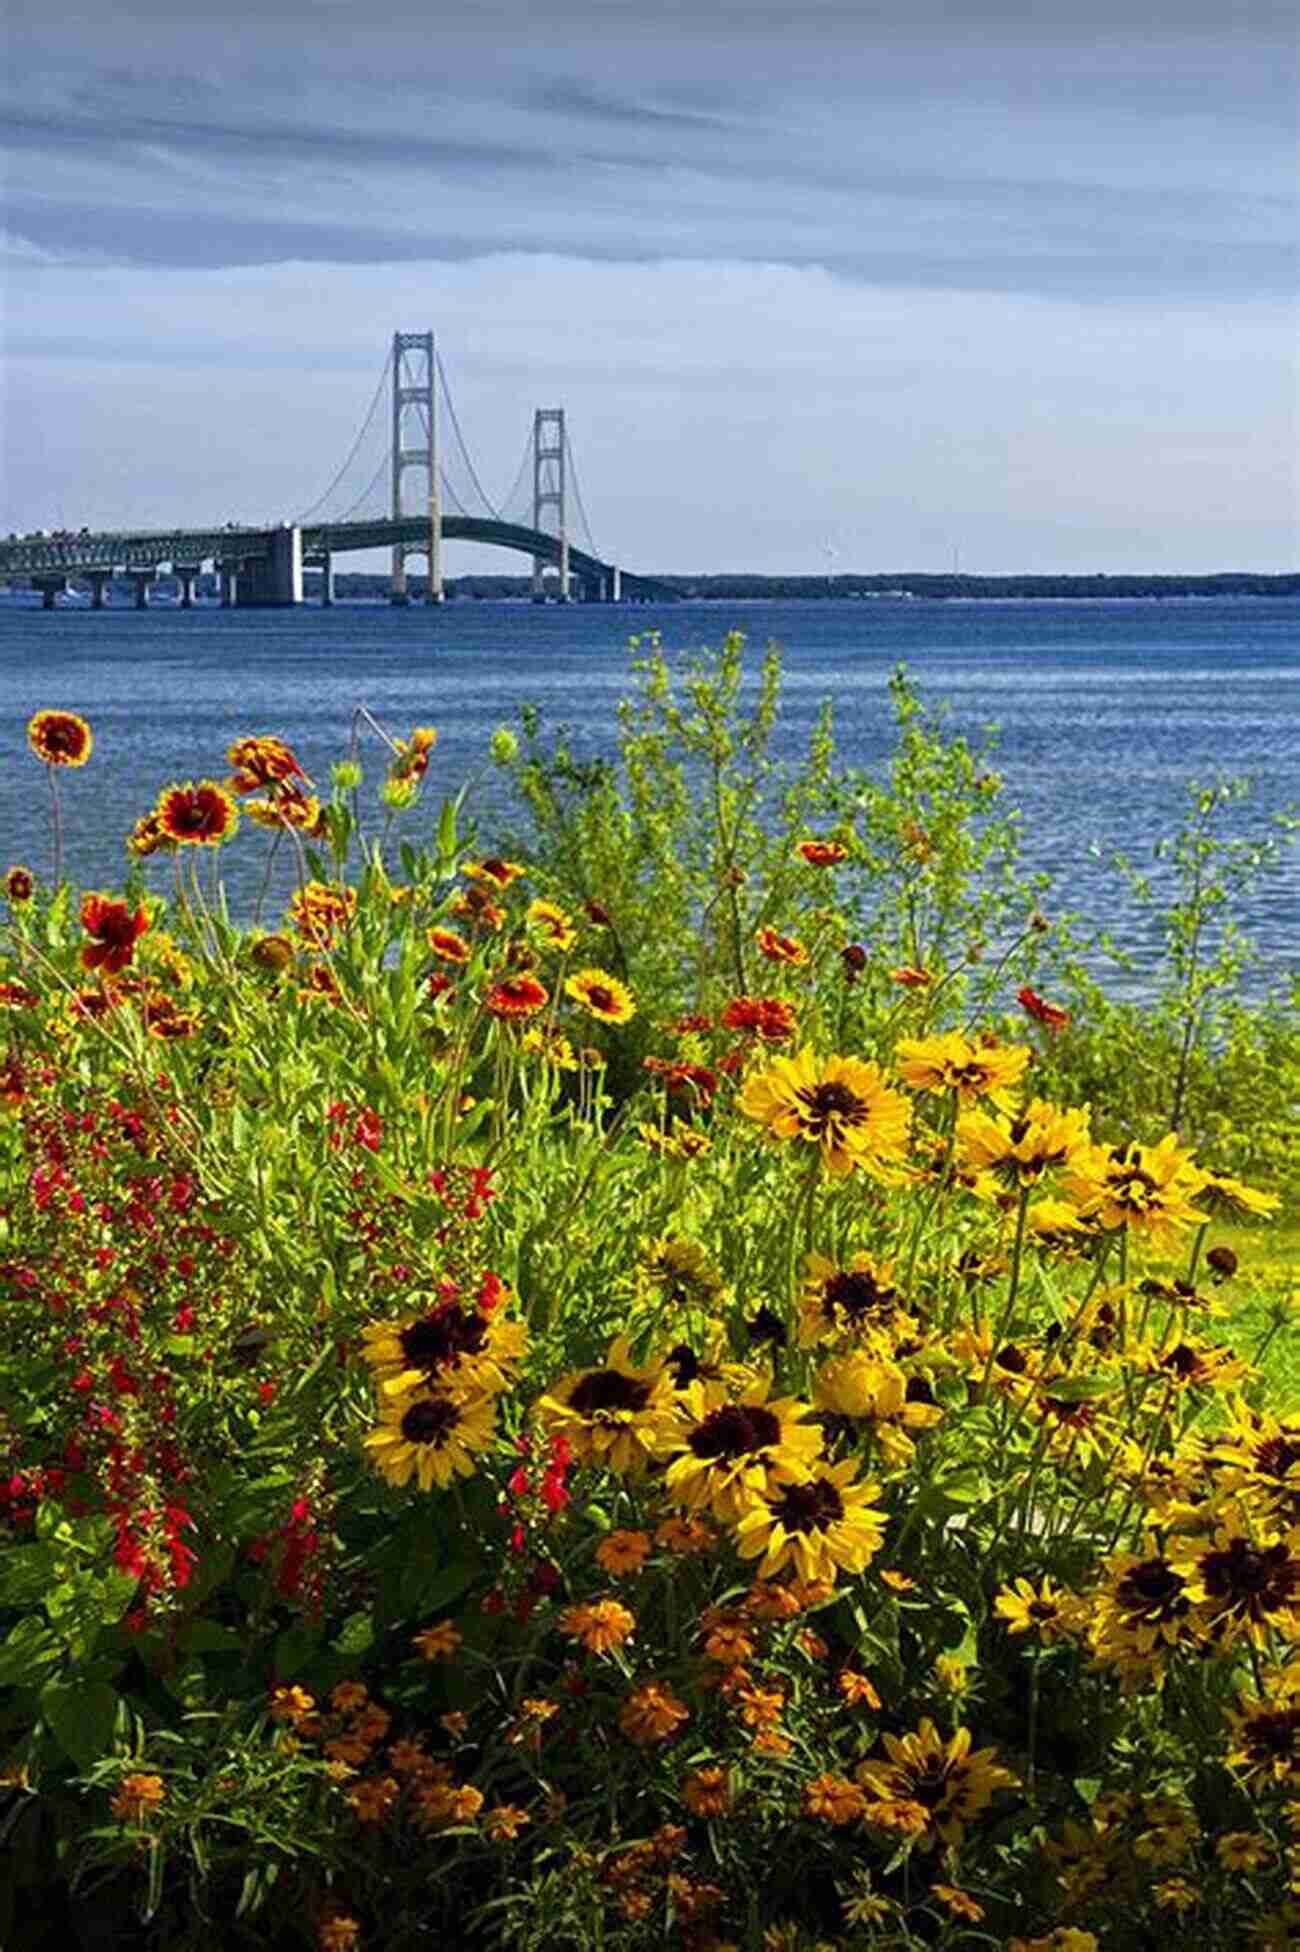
[2,637,1298,1952]
[8,570,1299,606]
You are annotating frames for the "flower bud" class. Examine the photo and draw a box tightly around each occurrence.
[332,761,363,791]
[490,726,519,767]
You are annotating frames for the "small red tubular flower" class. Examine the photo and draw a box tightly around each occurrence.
[80,894,151,974]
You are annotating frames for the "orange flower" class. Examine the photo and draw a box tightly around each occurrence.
[619,1682,690,1745]
[127,810,173,858]
[797,838,848,867]
[287,881,356,946]
[155,780,239,846]
[109,1773,165,1823]
[391,726,438,782]
[595,1529,653,1576]
[485,973,549,1018]
[838,1669,882,1709]
[561,1599,636,1655]
[804,1772,867,1824]
[270,1685,316,1724]
[413,1622,462,1662]
[3,866,33,903]
[682,1767,731,1816]
[28,709,93,767]
[345,1776,399,1823]
[756,926,807,966]
[80,893,150,975]
[427,927,472,964]
[1017,985,1071,1033]
[483,1804,531,1842]
[226,734,308,795]
[890,965,932,989]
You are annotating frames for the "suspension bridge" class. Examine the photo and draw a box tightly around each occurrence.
[0,332,675,609]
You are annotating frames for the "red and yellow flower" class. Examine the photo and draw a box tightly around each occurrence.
[28,710,93,768]
[80,893,151,975]
[565,967,635,1024]
[154,780,239,847]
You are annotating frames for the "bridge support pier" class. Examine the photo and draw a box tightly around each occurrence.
[174,566,201,609]
[318,552,334,606]
[130,571,154,610]
[608,565,621,603]
[233,528,303,607]
[87,571,112,609]
[220,563,238,607]
[33,577,66,610]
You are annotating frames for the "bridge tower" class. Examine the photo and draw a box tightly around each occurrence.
[531,408,568,601]
[390,330,442,605]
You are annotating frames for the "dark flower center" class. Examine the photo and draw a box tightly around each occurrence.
[796,1081,868,1131]
[823,1268,892,1322]
[1200,1538,1299,1611]
[568,1367,652,1416]
[400,1396,460,1444]
[586,985,616,1012]
[1244,1708,1300,1759]
[769,1477,844,1534]
[399,1304,488,1372]
[689,1403,782,1460]
[996,1344,1029,1375]
[1116,1558,1187,1618]
[905,1758,952,1808]
[665,1342,701,1387]
[1255,1436,1300,1480]
[1163,1344,1205,1380]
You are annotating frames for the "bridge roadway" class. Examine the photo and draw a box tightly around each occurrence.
[0,516,674,606]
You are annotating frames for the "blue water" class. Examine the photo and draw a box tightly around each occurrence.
[0,595,1296,991]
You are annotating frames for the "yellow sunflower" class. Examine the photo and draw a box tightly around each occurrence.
[663,1379,823,1523]
[956,1100,1092,1189]
[797,1252,910,1347]
[896,1031,1031,1115]
[738,1048,911,1180]
[811,1352,941,1470]
[364,1387,496,1491]
[733,1456,886,1584]
[535,1335,675,1475]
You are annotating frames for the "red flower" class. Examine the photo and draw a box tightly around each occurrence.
[80,894,151,974]
[485,973,548,1019]
[155,781,239,846]
[1017,986,1071,1034]
[721,996,798,1044]
[797,838,848,867]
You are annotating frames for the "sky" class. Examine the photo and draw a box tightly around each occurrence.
[2,0,1297,576]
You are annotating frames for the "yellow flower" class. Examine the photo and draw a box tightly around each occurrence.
[994,1576,1074,1643]
[1064,1133,1207,1243]
[526,898,577,951]
[734,1457,886,1586]
[797,1252,908,1348]
[346,1776,399,1823]
[536,1335,675,1476]
[413,1622,462,1661]
[317,1916,362,1952]
[595,1529,653,1576]
[560,1599,636,1655]
[1217,1830,1273,1871]
[565,966,636,1024]
[1154,1877,1198,1913]
[619,1682,690,1745]
[483,1803,531,1841]
[364,1387,496,1491]
[856,1720,1017,1849]
[738,1048,911,1180]
[270,1685,316,1725]
[1195,1169,1280,1221]
[664,1379,823,1524]
[361,1299,526,1400]
[956,1099,1092,1188]
[811,1351,940,1470]
[896,1030,1030,1114]
[932,1884,984,1922]
[1170,1505,1300,1649]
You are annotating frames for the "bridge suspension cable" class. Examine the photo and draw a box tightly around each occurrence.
[295,346,394,522]
[336,449,392,524]
[564,426,600,559]
[435,354,500,519]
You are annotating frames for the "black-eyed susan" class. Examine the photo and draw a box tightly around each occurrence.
[896,1030,1030,1114]
[797,1252,907,1347]
[1226,1678,1300,1786]
[855,1720,1018,1849]
[1170,1506,1300,1649]
[536,1335,675,1475]
[664,1380,823,1523]
[1064,1134,1207,1244]
[155,780,239,847]
[28,709,93,767]
[738,1049,911,1180]
[565,966,635,1024]
[364,1386,496,1490]
[994,1576,1076,1643]
[362,1298,526,1399]
[1212,1403,1300,1525]
[733,1457,886,1585]
[637,1237,723,1309]
[811,1352,941,1469]
[956,1100,1092,1189]
[1090,1540,1196,1675]
[1194,1168,1281,1221]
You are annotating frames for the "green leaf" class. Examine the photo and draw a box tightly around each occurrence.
[437,796,458,861]
[0,1616,63,1688]
[0,1544,61,1608]
[39,1679,119,1770]
[1043,1374,1115,1402]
